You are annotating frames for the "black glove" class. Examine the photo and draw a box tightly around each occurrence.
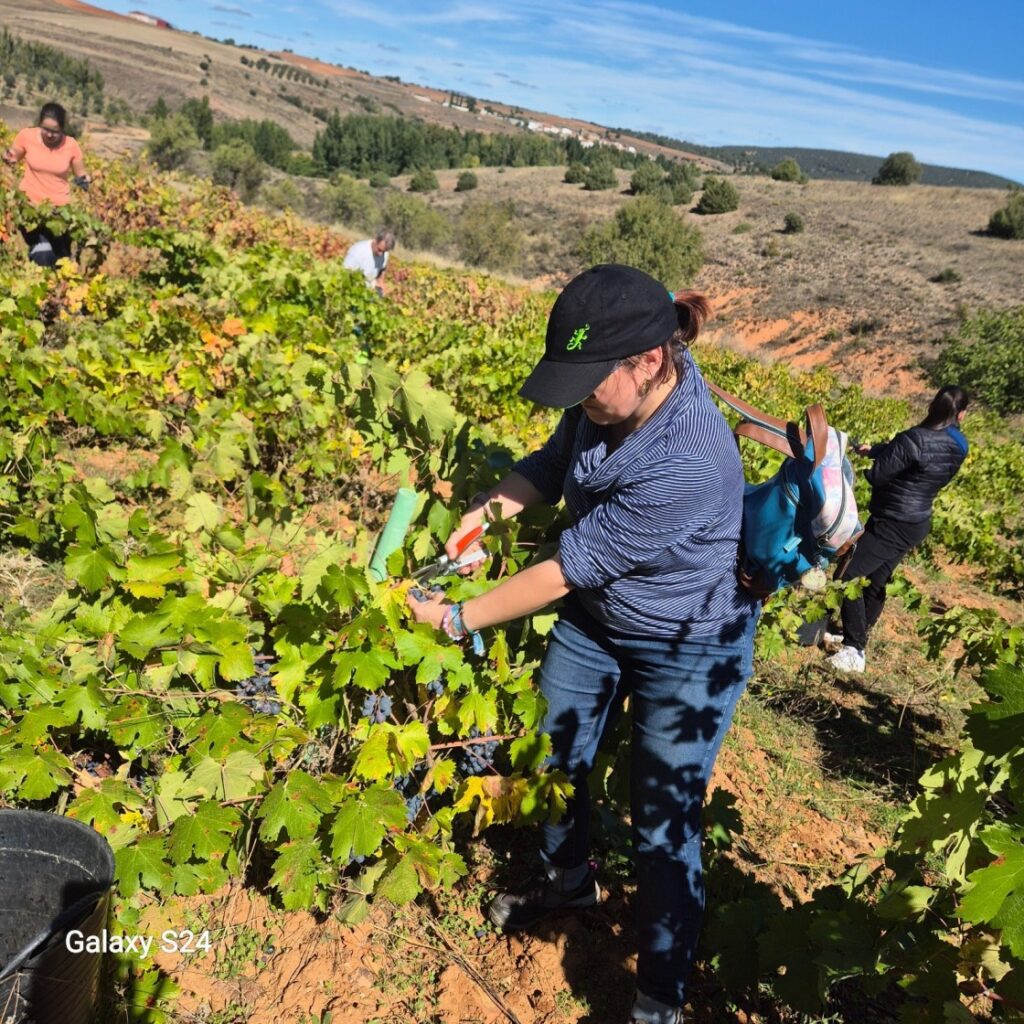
[74,175,90,190]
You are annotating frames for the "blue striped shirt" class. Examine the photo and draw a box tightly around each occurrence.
[514,350,757,637]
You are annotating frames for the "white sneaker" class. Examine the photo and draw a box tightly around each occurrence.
[823,631,845,653]
[828,645,865,673]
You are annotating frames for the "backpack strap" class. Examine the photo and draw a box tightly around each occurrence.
[804,404,828,472]
[707,382,828,471]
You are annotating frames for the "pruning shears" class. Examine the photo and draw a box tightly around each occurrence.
[411,523,489,585]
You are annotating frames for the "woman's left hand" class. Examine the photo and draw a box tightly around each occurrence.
[406,587,449,630]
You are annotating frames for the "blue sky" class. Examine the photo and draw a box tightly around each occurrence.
[109,0,1023,181]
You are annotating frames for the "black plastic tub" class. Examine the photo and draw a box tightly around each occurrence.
[0,809,115,1024]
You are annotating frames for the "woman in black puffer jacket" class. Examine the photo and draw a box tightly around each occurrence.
[826,386,969,673]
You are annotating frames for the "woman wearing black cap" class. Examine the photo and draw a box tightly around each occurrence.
[408,264,759,1024]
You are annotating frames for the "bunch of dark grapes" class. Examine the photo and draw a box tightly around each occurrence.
[394,772,427,823]
[235,654,282,715]
[361,693,393,724]
[459,727,499,776]
[425,678,444,697]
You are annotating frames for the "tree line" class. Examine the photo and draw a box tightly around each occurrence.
[311,112,653,178]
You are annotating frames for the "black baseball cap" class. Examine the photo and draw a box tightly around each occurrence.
[519,264,679,408]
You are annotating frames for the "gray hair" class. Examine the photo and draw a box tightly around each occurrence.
[374,228,396,249]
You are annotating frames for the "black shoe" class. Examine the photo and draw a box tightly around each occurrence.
[487,867,600,931]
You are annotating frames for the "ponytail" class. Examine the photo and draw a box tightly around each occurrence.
[921,385,969,429]
[672,290,711,344]
[618,289,712,388]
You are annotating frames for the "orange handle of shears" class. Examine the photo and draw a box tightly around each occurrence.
[452,524,486,558]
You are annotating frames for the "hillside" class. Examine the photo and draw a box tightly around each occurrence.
[0,0,728,169]
[1,0,1014,190]
[618,135,1020,189]
[377,164,1023,401]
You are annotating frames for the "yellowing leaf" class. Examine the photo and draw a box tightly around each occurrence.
[453,775,529,835]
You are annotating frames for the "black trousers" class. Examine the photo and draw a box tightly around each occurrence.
[838,515,931,651]
[19,226,72,267]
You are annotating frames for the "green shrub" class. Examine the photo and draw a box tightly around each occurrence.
[771,158,802,183]
[408,167,439,192]
[931,305,1024,413]
[146,113,199,171]
[583,157,618,192]
[630,162,664,195]
[210,139,266,200]
[322,173,377,228]
[457,200,522,270]
[668,179,693,206]
[873,151,921,186]
[732,222,753,234]
[577,196,704,286]
[286,152,318,177]
[695,176,739,214]
[666,161,701,190]
[368,171,390,188]
[930,267,961,284]
[564,161,586,185]
[988,191,1024,239]
[455,171,478,192]
[783,212,804,234]
[379,191,451,250]
[259,178,303,212]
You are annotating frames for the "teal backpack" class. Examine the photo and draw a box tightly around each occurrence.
[708,384,863,595]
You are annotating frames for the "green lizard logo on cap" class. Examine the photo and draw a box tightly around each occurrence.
[566,324,590,351]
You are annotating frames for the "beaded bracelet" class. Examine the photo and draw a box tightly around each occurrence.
[441,602,467,641]
[441,602,486,656]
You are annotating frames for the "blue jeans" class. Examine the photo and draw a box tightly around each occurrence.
[538,598,757,1011]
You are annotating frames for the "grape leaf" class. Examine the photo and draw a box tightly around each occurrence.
[187,751,265,802]
[0,746,71,799]
[353,727,392,781]
[217,642,255,683]
[377,854,421,905]
[510,733,551,773]
[458,687,498,733]
[454,775,530,835]
[258,771,334,841]
[268,837,330,911]
[118,612,177,659]
[968,664,1024,757]
[961,825,1024,958]
[183,493,222,533]
[116,835,174,898]
[59,678,110,729]
[168,802,240,864]
[65,544,119,592]
[330,786,406,862]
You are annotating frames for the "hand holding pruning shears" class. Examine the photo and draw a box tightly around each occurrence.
[406,523,488,651]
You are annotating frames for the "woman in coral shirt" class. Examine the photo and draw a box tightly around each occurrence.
[2,102,89,266]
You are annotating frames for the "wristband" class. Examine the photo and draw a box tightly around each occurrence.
[467,491,496,520]
[440,602,486,656]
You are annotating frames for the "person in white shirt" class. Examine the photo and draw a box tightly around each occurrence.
[342,228,395,295]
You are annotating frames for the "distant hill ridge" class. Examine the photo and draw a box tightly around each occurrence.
[6,0,1016,189]
[615,131,1019,189]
